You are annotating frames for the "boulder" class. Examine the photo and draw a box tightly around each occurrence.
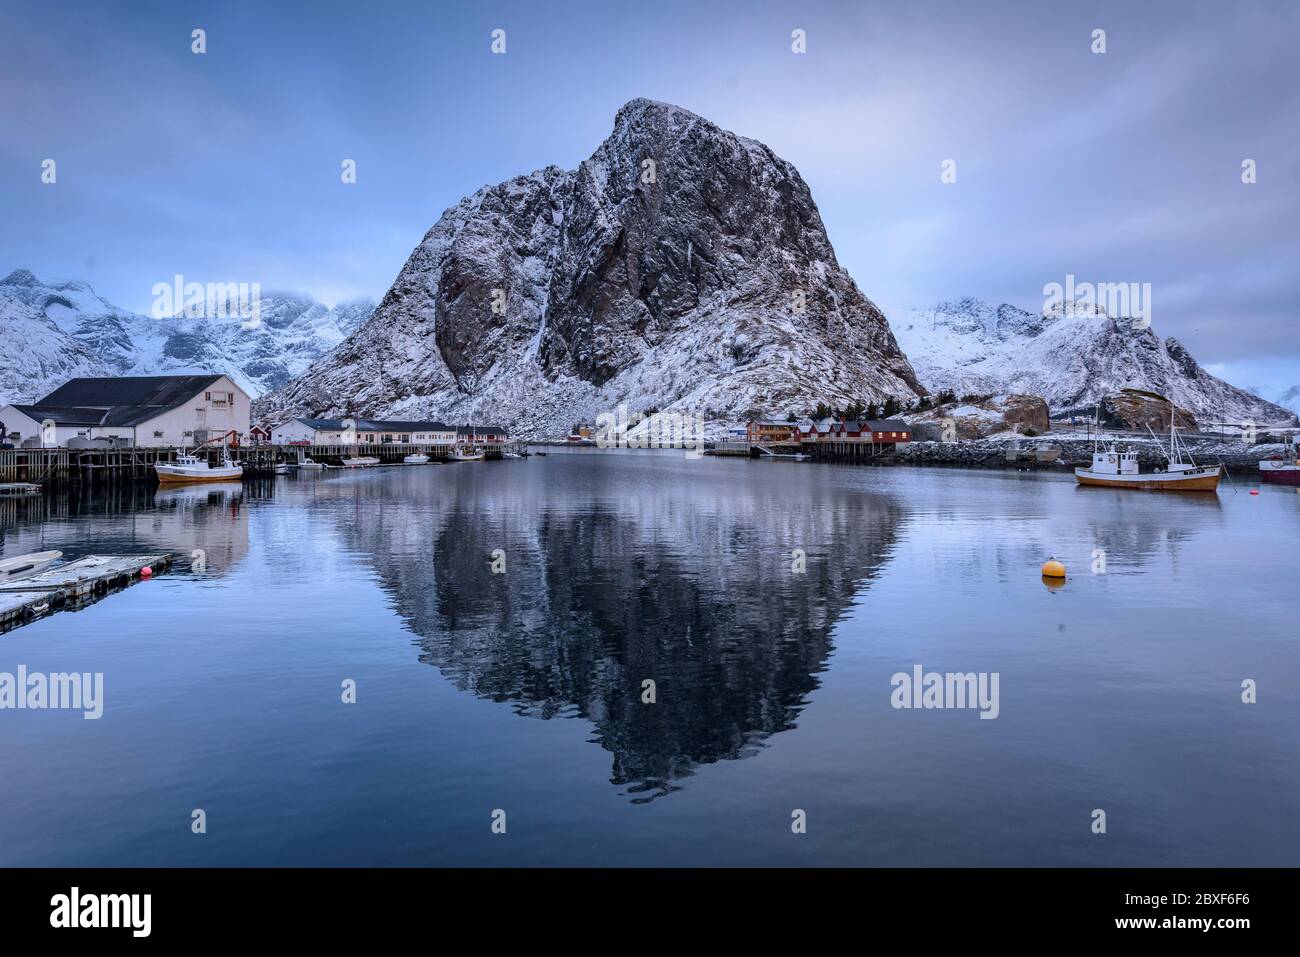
[1099,389,1198,432]
[908,393,1050,440]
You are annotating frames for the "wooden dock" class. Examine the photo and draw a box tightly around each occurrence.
[0,442,507,484]
[705,440,899,462]
[0,553,172,633]
[0,590,57,629]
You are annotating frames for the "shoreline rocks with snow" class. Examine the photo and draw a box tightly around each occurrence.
[893,434,1287,476]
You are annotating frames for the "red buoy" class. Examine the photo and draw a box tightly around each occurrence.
[140,566,153,578]
[1250,489,1260,496]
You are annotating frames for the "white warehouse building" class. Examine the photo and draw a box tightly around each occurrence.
[0,374,251,449]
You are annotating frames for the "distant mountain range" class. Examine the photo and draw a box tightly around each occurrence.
[889,297,1297,427]
[1251,383,1300,418]
[0,268,371,405]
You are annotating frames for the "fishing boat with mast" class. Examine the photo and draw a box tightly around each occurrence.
[1075,415,1220,492]
[155,447,244,484]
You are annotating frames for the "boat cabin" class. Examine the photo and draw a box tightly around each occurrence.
[1090,450,1139,475]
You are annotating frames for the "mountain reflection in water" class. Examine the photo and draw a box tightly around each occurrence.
[332,457,904,801]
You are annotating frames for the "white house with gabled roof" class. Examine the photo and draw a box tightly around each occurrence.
[0,374,250,448]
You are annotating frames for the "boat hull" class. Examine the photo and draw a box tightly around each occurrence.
[1259,464,1300,485]
[1075,468,1220,491]
[1,550,62,581]
[155,465,244,484]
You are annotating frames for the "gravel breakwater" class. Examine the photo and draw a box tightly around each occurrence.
[894,436,1288,475]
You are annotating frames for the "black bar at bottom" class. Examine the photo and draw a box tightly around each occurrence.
[0,867,1282,941]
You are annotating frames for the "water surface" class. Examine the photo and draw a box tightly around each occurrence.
[1,454,1296,865]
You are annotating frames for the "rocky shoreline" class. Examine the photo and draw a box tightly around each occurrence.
[893,436,1287,476]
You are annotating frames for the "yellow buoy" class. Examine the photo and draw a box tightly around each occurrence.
[1041,559,1066,579]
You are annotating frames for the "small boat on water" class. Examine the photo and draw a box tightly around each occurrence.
[1075,422,1220,492]
[1259,433,1300,486]
[299,457,325,470]
[0,550,62,582]
[341,456,381,468]
[450,447,485,462]
[156,449,244,484]
[403,453,430,465]
[274,462,297,475]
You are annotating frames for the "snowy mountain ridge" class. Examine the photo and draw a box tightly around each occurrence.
[890,296,1297,427]
[0,268,372,405]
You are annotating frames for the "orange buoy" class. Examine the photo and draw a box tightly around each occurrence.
[1041,559,1066,579]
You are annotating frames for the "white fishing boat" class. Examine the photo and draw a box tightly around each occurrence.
[0,550,62,582]
[1075,421,1220,492]
[155,449,243,484]
[299,457,325,470]
[341,456,381,468]
[403,453,430,465]
[450,447,485,462]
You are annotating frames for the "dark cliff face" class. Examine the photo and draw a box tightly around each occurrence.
[258,99,923,435]
[539,100,890,388]
[435,167,571,391]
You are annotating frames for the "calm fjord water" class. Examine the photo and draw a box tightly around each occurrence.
[1,453,1297,866]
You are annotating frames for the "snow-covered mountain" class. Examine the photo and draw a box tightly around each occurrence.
[257,98,923,436]
[890,297,1297,427]
[0,269,371,404]
[1265,384,1300,417]
[0,290,109,406]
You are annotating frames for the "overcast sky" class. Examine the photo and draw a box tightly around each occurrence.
[2,0,1297,393]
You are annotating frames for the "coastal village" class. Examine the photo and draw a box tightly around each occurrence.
[0,373,513,483]
[1,372,1296,488]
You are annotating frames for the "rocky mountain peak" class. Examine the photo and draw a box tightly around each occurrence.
[258,100,922,436]
[1,268,38,287]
